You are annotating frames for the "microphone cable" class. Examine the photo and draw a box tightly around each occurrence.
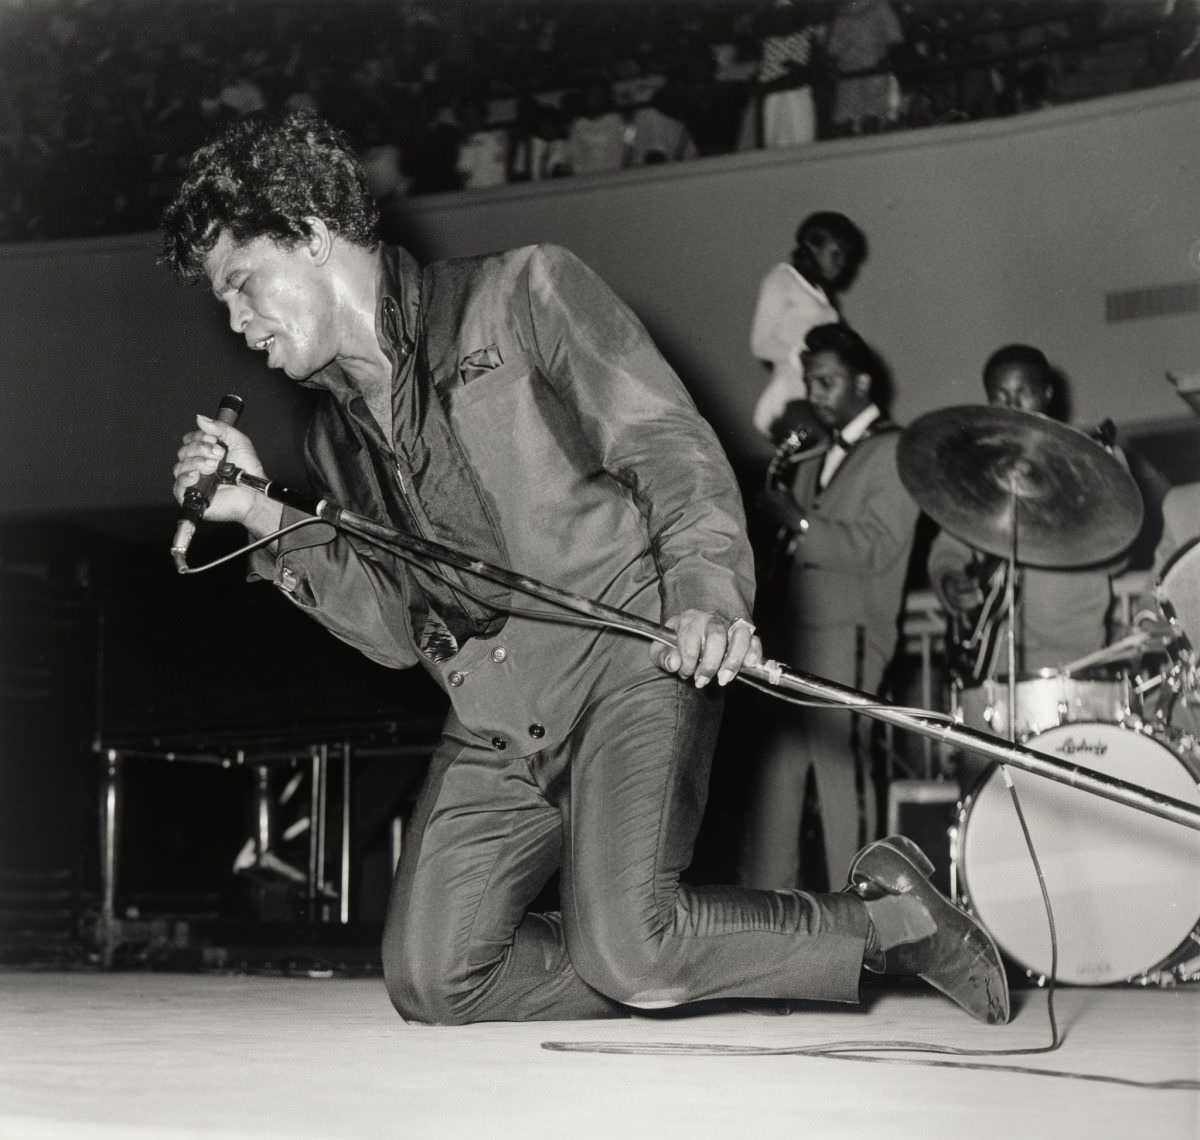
[172,515,326,574]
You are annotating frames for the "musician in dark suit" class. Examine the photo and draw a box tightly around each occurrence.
[742,322,919,891]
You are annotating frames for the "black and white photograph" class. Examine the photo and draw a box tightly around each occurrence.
[0,1,1198,1137]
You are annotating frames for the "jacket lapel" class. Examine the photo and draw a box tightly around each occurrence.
[817,418,897,496]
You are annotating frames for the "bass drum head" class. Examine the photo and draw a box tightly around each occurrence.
[958,722,1200,984]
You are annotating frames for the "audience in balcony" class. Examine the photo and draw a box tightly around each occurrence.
[629,82,699,165]
[740,0,827,151]
[509,97,571,182]
[826,0,905,135]
[457,99,512,190]
[0,0,1186,243]
[566,73,628,176]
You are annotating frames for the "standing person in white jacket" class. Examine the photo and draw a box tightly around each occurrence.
[750,211,866,441]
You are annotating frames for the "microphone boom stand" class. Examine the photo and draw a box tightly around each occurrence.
[208,465,1200,835]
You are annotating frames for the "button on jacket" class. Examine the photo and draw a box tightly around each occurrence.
[250,243,755,752]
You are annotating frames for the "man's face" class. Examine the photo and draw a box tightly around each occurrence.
[204,230,333,382]
[984,364,1051,413]
[805,349,869,429]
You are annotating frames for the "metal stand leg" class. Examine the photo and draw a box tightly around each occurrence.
[253,759,271,860]
[98,749,122,968]
[390,815,404,872]
[339,742,351,925]
[307,746,323,922]
[919,629,934,778]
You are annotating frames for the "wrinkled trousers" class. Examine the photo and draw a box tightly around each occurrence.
[382,664,868,1024]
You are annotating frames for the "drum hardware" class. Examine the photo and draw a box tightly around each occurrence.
[1133,933,1200,988]
[942,554,1009,687]
[1060,630,1156,675]
[1133,671,1165,698]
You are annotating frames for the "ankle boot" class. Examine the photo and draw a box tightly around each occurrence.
[848,836,1011,1025]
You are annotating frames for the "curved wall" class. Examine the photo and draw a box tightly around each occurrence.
[2,80,1198,515]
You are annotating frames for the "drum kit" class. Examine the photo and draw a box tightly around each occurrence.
[898,406,1200,987]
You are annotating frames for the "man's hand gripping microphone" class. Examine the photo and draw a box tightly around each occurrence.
[171,394,244,572]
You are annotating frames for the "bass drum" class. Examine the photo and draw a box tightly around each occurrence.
[956,721,1200,984]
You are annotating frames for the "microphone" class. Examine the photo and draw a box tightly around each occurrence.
[171,394,244,570]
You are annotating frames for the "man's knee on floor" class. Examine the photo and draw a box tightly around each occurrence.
[382,931,474,1026]
[570,935,688,1010]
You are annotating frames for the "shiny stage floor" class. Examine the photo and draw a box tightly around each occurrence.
[0,972,1196,1140]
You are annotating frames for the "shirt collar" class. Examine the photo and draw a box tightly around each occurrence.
[376,244,421,355]
[836,403,881,446]
[300,244,422,399]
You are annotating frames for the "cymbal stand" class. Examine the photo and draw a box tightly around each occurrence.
[1005,480,1019,745]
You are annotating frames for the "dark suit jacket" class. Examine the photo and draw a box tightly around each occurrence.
[250,244,755,754]
[780,421,918,671]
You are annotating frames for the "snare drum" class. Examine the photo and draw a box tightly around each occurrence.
[955,721,1200,984]
[957,667,1130,740]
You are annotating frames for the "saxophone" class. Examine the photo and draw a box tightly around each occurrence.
[761,426,827,566]
[765,427,814,494]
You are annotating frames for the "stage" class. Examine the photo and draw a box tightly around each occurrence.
[0,972,1195,1139]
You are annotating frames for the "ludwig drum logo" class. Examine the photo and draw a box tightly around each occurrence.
[1054,736,1108,757]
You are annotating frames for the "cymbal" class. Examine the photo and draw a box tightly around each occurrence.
[898,405,1143,568]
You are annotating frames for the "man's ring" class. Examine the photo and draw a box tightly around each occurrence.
[728,617,755,638]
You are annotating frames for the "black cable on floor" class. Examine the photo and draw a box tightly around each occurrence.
[539,1038,1198,1091]
[540,774,1197,1092]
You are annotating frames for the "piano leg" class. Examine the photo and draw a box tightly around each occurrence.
[340,742,352,925]
[253,760,271,862]
[97,749,122,968]
[308,745,328,922]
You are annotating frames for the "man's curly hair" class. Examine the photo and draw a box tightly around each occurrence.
[160,110,380,282]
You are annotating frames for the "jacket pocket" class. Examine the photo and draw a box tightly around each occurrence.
[449,350,534,409]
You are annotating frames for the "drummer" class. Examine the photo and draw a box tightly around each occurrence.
[928,345,1131,771]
